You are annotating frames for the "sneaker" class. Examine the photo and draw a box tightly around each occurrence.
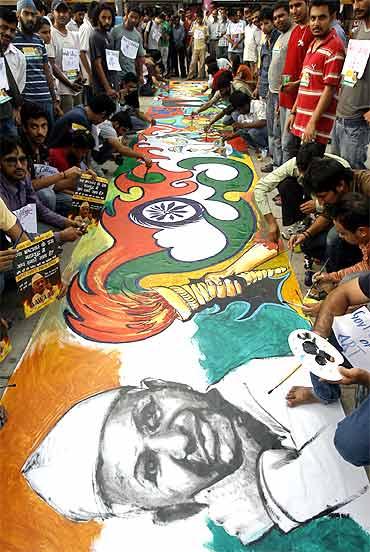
[281,220,309,240]
[261,163,274,173]
[304,270,314,287]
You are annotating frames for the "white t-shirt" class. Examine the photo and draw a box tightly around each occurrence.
[145,21,162,50]
[51,27,80,95]
[226,20,245,53]
[238,99,267,123]
[79,19,94,84]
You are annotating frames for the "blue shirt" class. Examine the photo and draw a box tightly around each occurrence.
[13,31,51,103]
[48,105,91,148]
[259,29,280,99]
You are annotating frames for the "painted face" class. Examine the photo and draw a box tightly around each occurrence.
[260,18,274,35]
[273,8,291,32]
[309,5,333,37]
[98,9,112,31]
[25,116,49,145]
[97,382,243,510]
[0,146,28,181]
[354,0,370,19]
[289,0,308,24]
[18,8,37,33]
[37,22,51,44]
[0,18,17,49]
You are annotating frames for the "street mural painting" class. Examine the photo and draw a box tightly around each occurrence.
[1,83,370,552]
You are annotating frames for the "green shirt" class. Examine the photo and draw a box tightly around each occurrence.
[159,21,171,48]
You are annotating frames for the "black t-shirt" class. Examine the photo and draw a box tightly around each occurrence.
[359,272,370,299]
[89,29,114,93]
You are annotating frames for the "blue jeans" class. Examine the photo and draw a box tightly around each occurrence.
[35,100,54,129]
[312,372,370,466]
[331,117,370,170]
[266,92,282,166]
[237,126,268,149]
[280,106,301,163]
[130,115,149,131]
[0,117,18,136]
[301,226,362,272]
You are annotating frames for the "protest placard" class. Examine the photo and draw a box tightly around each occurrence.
[70,173,108,228]
[333,307,370,370]
[14,231,61,318]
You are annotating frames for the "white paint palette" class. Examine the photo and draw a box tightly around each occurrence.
[289,330,344,381]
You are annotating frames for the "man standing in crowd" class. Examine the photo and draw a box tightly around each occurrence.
[279,0,313,164]
[188,11,208,80]
[79,1,98,103]
[208,9,220,58]
[50,0,83,113]
[0,8,26,135]
[217,7,229,59]
[331,0,347,46]
[111,6,145,86]
[288,0,345,146]
[144,13,163,56]
[13,0,57,124]
[90,3,117,98]
[331,0,370,169]
[243,7,261,76]
[171,14,186,78]
[255,8,281,168]
[66,3,86,33]
[159,13,171,74]
[226,9,245,65]
[262,2,294,172]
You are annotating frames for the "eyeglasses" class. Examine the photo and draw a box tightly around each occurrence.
[2,155,28,166]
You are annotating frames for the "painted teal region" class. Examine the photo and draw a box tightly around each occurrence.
[207,515,370,552]
[194,301,310,383]
[105,157,256,294]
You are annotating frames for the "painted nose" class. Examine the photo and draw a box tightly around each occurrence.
[146,431,189,460]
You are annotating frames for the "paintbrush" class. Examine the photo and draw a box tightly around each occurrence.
[267,363,302,394]
[283,300,304,309]
[144,166,150,181]
[0,384,16,389]
[0,375,11,379]
[304,257,330,299]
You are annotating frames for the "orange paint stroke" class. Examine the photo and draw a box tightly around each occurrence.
[0,329,121,551]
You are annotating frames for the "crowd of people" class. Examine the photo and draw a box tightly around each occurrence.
[0,0,369,467]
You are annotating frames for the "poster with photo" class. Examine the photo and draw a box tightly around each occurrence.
[70,174,108,228]
[14,231,61,318]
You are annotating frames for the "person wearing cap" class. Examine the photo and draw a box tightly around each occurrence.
[50,0,83,114]
[13,0,58,126]
[31,272,54,306]
[22,363,367,544]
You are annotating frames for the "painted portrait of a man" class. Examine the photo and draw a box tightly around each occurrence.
[23,358,368,546]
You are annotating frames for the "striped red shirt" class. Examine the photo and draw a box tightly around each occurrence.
[292,29,345,144]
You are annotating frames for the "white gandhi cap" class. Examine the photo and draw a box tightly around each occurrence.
[22,389,121,522]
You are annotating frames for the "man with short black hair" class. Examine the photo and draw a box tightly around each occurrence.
[79,1,98,103]
[111,6,145,84]
[0,8,26,135]
[288,0,345,146]
[66,3,86,32]
[50,0,83,113]
[13,0,57,124]
[279,0,313,163]
[119,72,155,130]
[48,93,116,148]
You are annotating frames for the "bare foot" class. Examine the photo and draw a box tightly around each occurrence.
[286,386,320,408]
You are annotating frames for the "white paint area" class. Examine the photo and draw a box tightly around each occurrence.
[118,318,207,391]
[153,218,227,261]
